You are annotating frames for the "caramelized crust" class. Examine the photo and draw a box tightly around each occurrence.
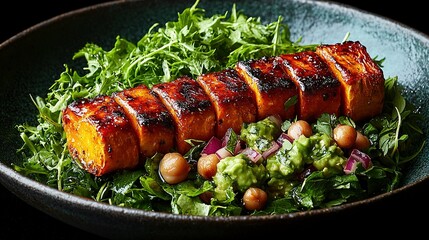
[315,41,385,121]
[113,85,175,158]
[62,41,386,176]
[152,76,216,154]
[197,69,257,137]
[236,57,298,120]
[62,95,139,176]
[278,51,341,121]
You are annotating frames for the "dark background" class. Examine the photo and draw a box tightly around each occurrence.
[1,0,428,43]
[1,1,428,239]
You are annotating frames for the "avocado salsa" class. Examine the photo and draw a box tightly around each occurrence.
[178,105,422,215]
[195,114,357,214]
[212,116,348,206]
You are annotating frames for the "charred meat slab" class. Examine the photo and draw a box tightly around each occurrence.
[152,76,216,154]
[62,95,140,176]
[279,51,341,121]
[113,84,175,158]
[197,69,257,138]
[316,41,385,122]
[236,56,298,121]
[62,41,385,176]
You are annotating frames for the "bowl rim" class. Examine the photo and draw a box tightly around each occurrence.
[1,0,429,222]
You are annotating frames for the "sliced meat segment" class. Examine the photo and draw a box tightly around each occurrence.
[113,84,175,158]
[236,56,298,120]
[197,68,257,138]
[152,76,216,154]
[62,95,139,176]
[315,41,385,122]
[278,51,341,121]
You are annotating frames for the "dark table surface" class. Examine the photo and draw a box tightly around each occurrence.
[1,1,428,239]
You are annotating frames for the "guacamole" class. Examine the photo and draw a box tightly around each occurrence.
[310,133,347,175]
[212,153,268,202]
[266,133,346,179]
[240,116,281,152]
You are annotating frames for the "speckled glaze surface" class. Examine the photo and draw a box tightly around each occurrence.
[1,0,428,239]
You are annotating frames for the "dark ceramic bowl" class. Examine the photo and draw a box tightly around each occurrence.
[1,0,428,239]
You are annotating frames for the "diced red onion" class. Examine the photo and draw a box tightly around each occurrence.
[344,149,373,174]
[344,158,359,174]
[276,132,293,146]
[201,136,222,155]
[350,149,373,169]
[240,147,263,163]
[262,141,280,159]
[215,146,232,160]
[234,139,243,155]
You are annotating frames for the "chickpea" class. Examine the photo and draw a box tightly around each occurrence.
[353,131,371,151]
[197,153,220,180]
[159,152,190,184]
[287,120,313,140]
[333,124,357,149]
[242,187,268,211]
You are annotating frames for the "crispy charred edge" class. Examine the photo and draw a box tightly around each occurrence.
[315,41,385,121]
[278,51,341,121]
[62,95,139,176]
[152,76,216,154]
[197,68,257,137]
[235,56,298,120]
[153,76,214,117]
[279,51,341,93]
[113,84,175,157]
[316,41,384,85]
[114,85,174,128]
